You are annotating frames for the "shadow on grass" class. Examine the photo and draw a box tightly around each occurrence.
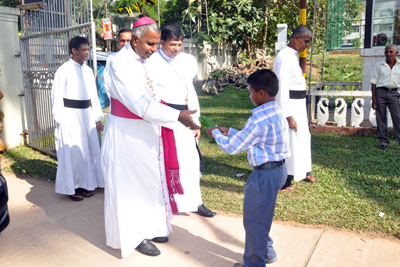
[3,147,57,180]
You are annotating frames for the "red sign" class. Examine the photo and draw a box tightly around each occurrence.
[102,18,113,40]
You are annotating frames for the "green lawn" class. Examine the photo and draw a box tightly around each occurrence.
[2,85,400,237]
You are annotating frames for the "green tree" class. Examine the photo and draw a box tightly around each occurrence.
[351,37,361,48]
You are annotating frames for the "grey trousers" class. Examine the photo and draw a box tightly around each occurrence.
[375,88,400,146]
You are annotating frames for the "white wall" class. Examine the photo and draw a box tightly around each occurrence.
[0,7,26,148]
[181,39,238,81]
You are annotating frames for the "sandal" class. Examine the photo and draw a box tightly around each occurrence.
[69,194,84,201]
[304,175,316,183]
[76,188,94,197]
[280,185,296,191]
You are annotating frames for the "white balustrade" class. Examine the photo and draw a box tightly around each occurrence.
[310,84,397,128]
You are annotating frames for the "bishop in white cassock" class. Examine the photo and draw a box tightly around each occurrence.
[51,37,104,201]
[273,26,316,190]
[101,18,200,258]
[148,25,216,217]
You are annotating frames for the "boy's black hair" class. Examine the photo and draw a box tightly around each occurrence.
[118,28,131,38]
[69,36,89,54]
[247,69,279,96]
[161,25,184,42]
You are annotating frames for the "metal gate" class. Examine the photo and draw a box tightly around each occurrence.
[19,0,97,156]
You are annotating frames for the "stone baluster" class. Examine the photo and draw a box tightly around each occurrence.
[351,98,364,127]
[317,97,329,126]
[334,98,347,127]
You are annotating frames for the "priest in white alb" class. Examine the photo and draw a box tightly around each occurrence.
[51,36,104,201]
[148,25,216,217]
[101,17,200,258]
[273,25,316,191]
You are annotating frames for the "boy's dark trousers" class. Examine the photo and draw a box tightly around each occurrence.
[243,164,287,267]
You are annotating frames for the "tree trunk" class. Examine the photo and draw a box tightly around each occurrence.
[245,38,251,56]
[197,0,202,33]
[261,6,268,48]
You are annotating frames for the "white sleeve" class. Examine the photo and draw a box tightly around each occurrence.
[104,56,112,98]
[273,55,293,118]
[186,55,200,124]
[51,68,66,124]
[110,60,180,129]
[86,68,104,122]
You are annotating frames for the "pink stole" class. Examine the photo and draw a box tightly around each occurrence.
[110,97,184,214]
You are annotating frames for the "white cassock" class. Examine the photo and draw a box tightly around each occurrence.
[101,44,180,257]
[273,46,312,181]
[51,59,104,195]
[148,49,202,212]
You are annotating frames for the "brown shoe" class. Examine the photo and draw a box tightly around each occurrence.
[280,185,296,191]
[304,175,316,183]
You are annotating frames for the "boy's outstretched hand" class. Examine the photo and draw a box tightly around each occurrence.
[206,126,229,138]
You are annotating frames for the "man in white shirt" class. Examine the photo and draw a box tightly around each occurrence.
[149,25,216,217]
[273,25,316,191]
[370,44,400,149]
[101,17,200,258]
[51,36,104,201]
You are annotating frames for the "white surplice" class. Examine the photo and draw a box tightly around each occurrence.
[51,59,104,195]
[101,44,180,258]
[273,46,312,181]
[148,49,202,212]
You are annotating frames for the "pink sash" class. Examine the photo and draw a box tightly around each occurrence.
[110,97,184,214]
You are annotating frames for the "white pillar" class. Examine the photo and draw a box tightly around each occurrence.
[0,6,26,149]
[275,24,288,52]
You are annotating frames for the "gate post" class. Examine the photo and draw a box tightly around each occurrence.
[0,6,26,149]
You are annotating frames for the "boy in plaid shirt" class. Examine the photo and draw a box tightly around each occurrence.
[206,69,290,267]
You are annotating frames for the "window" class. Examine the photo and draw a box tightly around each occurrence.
[379,9,393,17]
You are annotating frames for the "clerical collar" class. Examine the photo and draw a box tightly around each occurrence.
[160,49,176,63]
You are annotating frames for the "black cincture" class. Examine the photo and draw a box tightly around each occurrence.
[166,103,188,111]
[289,90,307,99]
[254,160,285,170]
[166,102,204,172]
[63,98,91,109]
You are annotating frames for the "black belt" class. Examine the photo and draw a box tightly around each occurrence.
[63,98,91,109]
[167,103,188,111]
[166,102,204,171]
[377,87,398,92]
[289,90,307,99]
[254,159,285,170]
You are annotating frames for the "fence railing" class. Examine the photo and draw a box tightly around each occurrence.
[309,82,394,128]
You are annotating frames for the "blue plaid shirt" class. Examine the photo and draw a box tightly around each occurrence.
[212,101,290,167]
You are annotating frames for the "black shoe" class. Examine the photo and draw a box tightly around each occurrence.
[197,204,216,218]
[266,256,278,264]
[151,236,169,243]
[379,144,387,150]
[136,239,161,256]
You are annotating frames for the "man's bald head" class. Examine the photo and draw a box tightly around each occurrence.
[287,25,311,53]
[385,44,398,52]
[384,44,398,64]
[290,25,311,41]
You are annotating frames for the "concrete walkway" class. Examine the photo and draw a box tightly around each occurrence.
[1,173,400,267]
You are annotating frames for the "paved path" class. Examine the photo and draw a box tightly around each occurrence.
[1,173,400,267]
